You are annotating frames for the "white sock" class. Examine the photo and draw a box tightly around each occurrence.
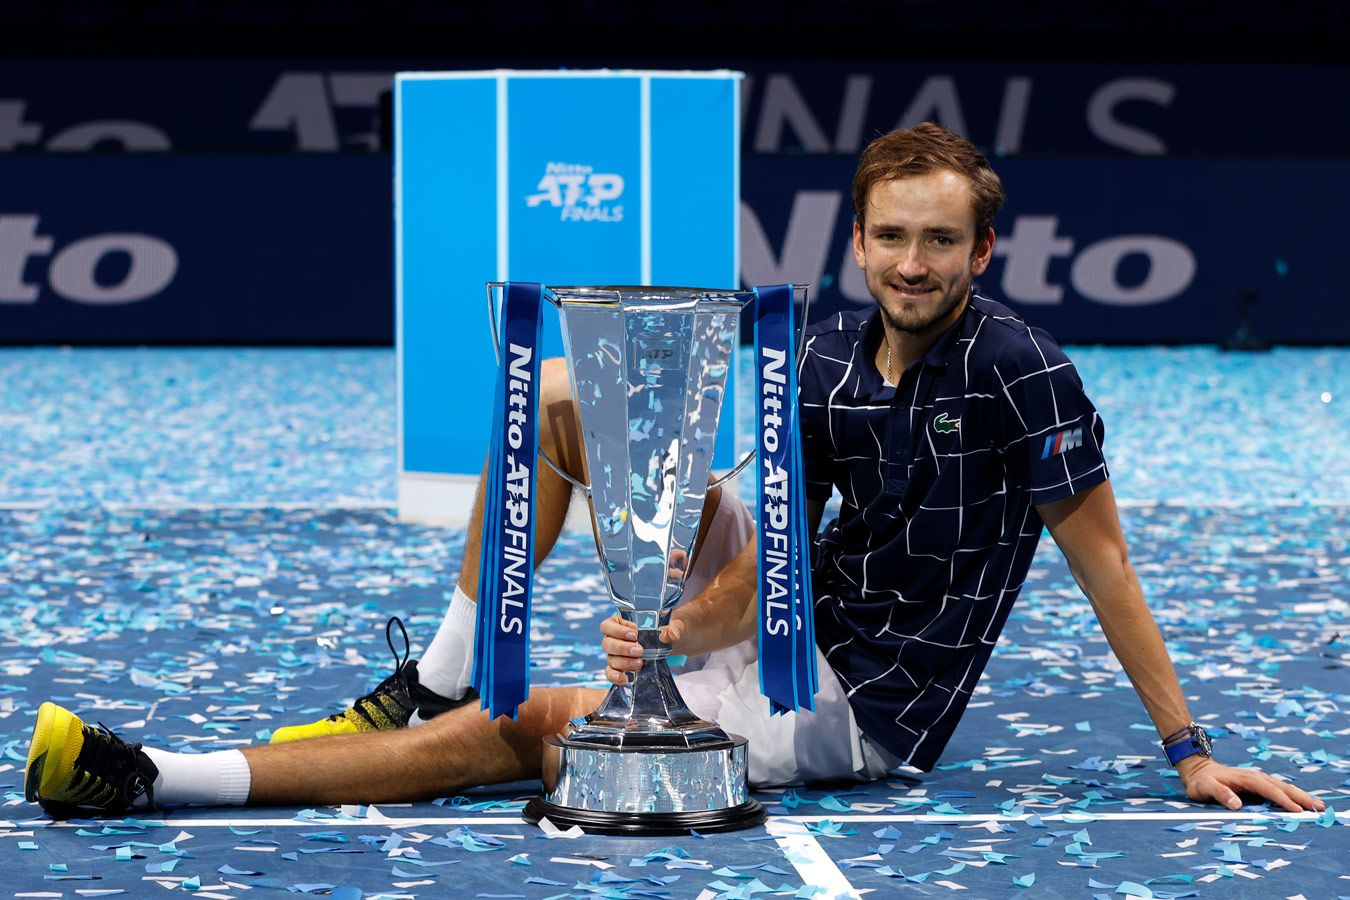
[140,748,251,807]
[415,586,477,701]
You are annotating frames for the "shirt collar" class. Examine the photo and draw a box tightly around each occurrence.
[862,294,973,389]
[919,301,970,370]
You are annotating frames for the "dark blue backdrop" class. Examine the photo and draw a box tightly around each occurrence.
[0,155,392,343]
[2,57,1346,344]
[3,154,1342,344]
[2,59,1347,155]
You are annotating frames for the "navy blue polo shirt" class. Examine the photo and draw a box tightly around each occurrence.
[798,294,1108,771]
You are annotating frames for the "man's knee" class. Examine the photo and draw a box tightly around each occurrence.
[540,356,571,402]
[416,686,600,738]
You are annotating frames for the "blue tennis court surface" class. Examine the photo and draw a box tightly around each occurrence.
[2,345,1347,898]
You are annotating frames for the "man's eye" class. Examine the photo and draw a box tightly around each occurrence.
[932,236,953,246]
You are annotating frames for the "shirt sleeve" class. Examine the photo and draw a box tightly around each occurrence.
[796,331,836,505]
[989,326,1109,506]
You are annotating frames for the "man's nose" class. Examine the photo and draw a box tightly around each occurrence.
[896,244,929,279]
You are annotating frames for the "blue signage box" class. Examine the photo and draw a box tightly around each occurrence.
[395,70,742,522]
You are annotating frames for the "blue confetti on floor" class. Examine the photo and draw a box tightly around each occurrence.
[2,345,1346,897]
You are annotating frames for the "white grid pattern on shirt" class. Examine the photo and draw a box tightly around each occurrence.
[797,295,1109,770]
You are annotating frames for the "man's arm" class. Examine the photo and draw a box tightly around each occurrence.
[601,499,826,684]
[1038,480,1322,813]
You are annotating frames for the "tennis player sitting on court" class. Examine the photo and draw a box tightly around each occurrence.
[25,123,1322,818]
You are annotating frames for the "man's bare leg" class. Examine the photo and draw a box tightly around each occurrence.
[23,686,603,813]
[458,356,591,595]
[245,686,603,805]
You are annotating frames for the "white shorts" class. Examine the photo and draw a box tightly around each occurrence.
[672,491,902,787]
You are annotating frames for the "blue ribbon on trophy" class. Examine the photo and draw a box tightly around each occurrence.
[753,283,819,715]
[472,281,545,720]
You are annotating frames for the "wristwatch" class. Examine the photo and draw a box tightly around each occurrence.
[1161,722,1214,766]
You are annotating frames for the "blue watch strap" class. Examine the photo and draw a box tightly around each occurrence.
[1165,737,1204,765]
[1163,723,1213,765]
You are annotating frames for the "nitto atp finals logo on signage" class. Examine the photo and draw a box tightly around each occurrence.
[525,162,624,223]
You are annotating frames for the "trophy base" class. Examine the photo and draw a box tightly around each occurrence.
[527,732,765,836]
[523,796,765,836]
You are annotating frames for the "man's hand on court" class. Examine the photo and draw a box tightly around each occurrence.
[1177,756,1324,813]
[599,613,688,686]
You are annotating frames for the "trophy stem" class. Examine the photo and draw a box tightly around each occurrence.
[576,647,728,748]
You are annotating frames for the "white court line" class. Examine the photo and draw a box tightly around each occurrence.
[9,815,528,829]
[765,818,859,900]
[1115,498,1350,508]
[777,811,1345,823]
[10,810,1341,830]
[98,501,396,512]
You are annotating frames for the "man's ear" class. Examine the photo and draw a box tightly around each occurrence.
[970,226,995,276]
[852,220,866,270]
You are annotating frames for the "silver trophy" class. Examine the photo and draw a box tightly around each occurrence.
[487,283,767,835]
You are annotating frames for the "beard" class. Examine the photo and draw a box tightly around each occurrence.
[873,271,973,337]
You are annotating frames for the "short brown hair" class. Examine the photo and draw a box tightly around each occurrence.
[852,122,1005,240]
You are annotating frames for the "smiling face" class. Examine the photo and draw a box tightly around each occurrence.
[852,169,994,338]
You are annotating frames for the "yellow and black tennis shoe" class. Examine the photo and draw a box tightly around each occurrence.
[25,702,159,818]
[269,616,478,744]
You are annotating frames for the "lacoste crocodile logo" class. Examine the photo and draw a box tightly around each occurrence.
[933,413,960,434]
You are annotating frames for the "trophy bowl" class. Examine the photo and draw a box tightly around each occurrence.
[497,284,765,836]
